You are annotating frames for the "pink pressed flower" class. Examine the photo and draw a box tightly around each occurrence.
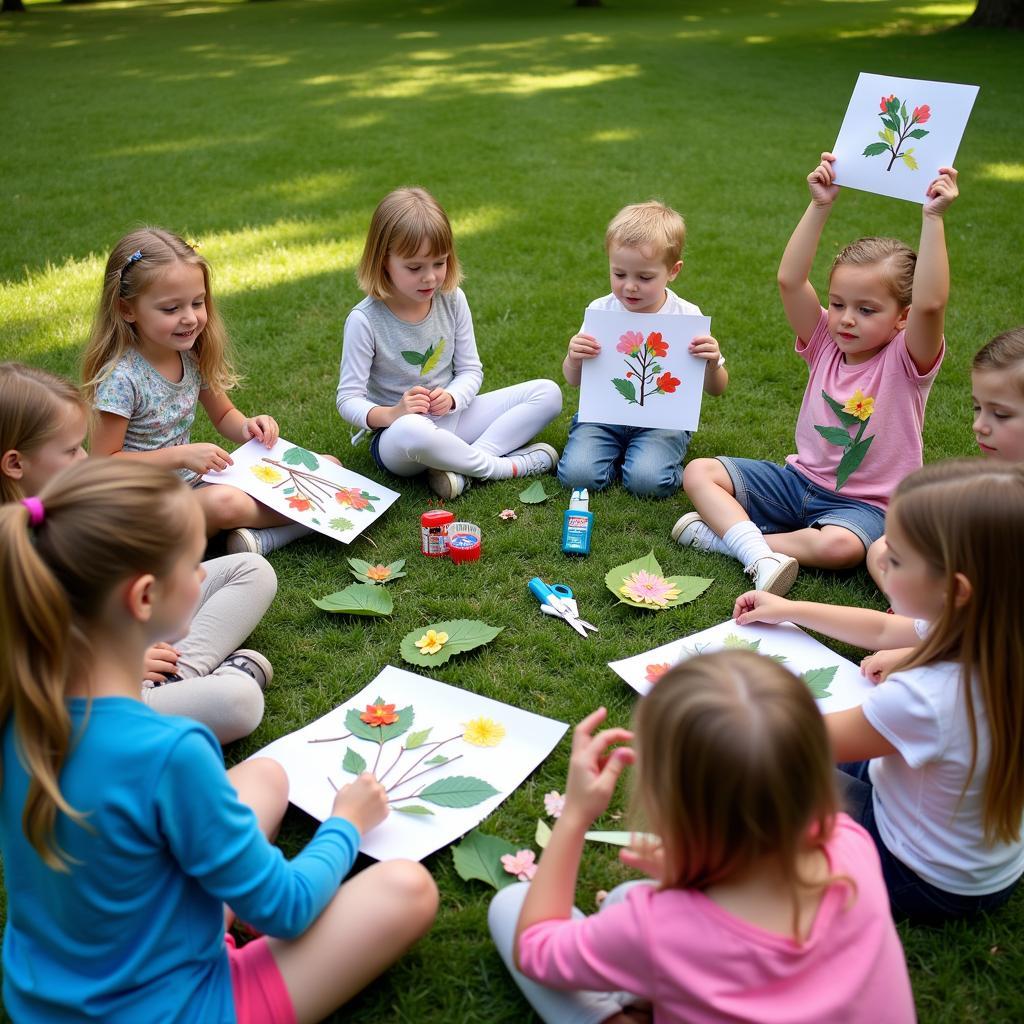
[617,330,644,354]
[498,508,517,520]
[645,662,670,684]
[543,790,565,818]
[912,104,931,125]
[501,849,538,882]
[619,569,681,608]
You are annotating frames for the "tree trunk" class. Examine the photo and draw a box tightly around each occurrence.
[965,0,1024,28]
[2,0,27,13]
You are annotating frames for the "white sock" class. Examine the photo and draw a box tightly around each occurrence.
[723,520,774,568]
[690,520,731,554]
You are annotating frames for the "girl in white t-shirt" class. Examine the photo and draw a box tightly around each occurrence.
[735,459,1024,923]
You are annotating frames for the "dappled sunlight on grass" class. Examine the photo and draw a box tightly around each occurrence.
[449,204,515,238]
[589,128,640,143]
[978,162,1024,182]
[395,30,440,39]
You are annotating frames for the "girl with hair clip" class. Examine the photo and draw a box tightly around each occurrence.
[488,651,913,1024]
[83,227,330,557]
[0,361,275,745]
[735,459,1024,924]
[0,459,438,1023]
[336,186,563,499]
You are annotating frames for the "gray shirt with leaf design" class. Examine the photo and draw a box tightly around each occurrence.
[336,288,484,430]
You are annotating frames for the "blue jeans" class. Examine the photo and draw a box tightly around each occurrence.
[557,415,690,498]
[836,761,1020,925]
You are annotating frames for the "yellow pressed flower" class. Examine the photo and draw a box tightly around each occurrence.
[462,716,506,747]
[842,389,875,421]
[415,629,449,655]
[251,465,285,484]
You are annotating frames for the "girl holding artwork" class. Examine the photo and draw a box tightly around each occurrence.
[0,459,438,1023]
[489,651,914,1024]
[677,152,958,596]
[734,460,1024,924]
[82,227,320,557]
[0,361,274,744]
[336,186,563,499]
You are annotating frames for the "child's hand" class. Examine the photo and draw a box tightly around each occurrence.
[566,333,600,363]
[807,152,839,207]
[688,335,721,363]
[563,707,634,827]
[244,415,279,448]
[331,772,389,835]
[923,166,958,218]
[619,837,665,882]
[427,388,454,417]
[181,443,233,474]
[395,386,432,417]
[733,590,792,626]
[860,648,909,685]
[143,642,180,683]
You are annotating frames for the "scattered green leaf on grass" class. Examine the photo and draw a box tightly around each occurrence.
[518,480,549,504]
[312,583,393,616]
[400,619,504,667]
[348,557,407,585]
[605,551,713,611]
[535,818,552,849]
[452,829,520,890]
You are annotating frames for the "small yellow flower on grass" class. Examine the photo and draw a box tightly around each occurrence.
[415,629,449,655]
[251,465,284,484]
[462,716,506,747]
[842,389,875,421]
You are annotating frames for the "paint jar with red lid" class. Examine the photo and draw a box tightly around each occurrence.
[447,521,482,563]
[420,509,454,557]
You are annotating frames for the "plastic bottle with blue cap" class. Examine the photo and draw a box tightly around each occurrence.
[561,489,593,555]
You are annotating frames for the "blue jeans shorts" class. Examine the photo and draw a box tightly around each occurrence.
[717,457,886,552]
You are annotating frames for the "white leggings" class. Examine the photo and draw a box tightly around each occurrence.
[376,379,562,479]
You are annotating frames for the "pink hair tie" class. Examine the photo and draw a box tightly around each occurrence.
[20,496,45,527]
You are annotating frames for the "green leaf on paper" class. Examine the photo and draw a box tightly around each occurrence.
[452,829,520,890]
[836,435,874,490]
[425,755,449,765]
[400,619,504,667]
[421,337,446,375]
[281,446,319,471]
[282,486,295,495]
[901,151,919,171]
[401,350,426,366]
[342,747,367,775]
[347,557,407,585]
[420,775,500,808]
[881,114,901,133]
[394,805,435,816]
[535,818,552,849]
[821,390,862,429]
[518,480,549,504]
[405,728,433,750]
[604,550,713,611]
[815,425,855,447]
[908,129,929,140]
[312,583,393,617]
[612,377,638,404]
[723,633,761,651]
[862,142,890,157]
[803,665,838,700]
[329,517,354,532]
[344,702,414,744]
[900,100,909,121]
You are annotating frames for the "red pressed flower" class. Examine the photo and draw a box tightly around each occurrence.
[912,104,930,124]
[645,663,670,684]
[880,93,896,112]
[360,702,399,727]
[625,371,633,378]
[656,371,681,394]
[646,332,668,357]
[287,495,312,511]
[335,488,370,511]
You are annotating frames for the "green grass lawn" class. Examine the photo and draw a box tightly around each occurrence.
[3,0,1024,1019]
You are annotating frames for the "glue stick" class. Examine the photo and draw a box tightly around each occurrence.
[561,489,593,555]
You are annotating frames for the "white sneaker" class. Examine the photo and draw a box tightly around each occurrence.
[744,554,799,596]
[427,469,468,500]
[225,523,310,556]
[672,511,707,547]
[507,442,558,478]
[216,649,273,691]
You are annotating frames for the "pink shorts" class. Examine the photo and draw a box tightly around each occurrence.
[225,933,297,1024]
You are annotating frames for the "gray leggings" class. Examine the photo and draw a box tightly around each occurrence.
[142,553,277,744]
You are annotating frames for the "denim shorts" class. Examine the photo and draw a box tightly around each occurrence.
[716,457,886,552]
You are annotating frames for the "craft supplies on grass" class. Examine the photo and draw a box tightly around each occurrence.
[447,521,481,563]
[529,578,598,637]
[561,488,593,555]
[420,509,454,557]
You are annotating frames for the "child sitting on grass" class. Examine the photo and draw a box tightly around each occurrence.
[557,200,728,498]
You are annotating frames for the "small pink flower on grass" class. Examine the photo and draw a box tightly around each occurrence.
[620,570,681,607]
[543,790,565,818]
[501,849,538,882]
[498,508,517,520]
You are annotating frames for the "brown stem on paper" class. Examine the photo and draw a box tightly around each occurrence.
[388,788,424,805]
[377,742,408,787]
[372,731,385,776]
[389,753,464,792]
[308,732,353,744]
[386,733,462,793]
[327,775,339,792]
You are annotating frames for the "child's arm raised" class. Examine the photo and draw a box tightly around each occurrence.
[778,153,839,343]
[91,411,233,474]
[199,390,279,448]
[562,332,600,388]
[904,167,958,374]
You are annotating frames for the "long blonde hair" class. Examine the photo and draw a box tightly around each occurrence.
[0,459,195,870]
[632,651,846,938]
[890,459,1024,844]
[0,363,90,503]
[81,228,238,400]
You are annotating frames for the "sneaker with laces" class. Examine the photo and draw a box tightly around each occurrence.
[225,523,310,556]
[427,469,469,500]
[215,649,273,691]
[671,511,707,547]
[744,554,799,596]
[507,442,558,478]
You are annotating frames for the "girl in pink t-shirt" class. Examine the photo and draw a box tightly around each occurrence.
[677,151,958,598]
[488,651,914,1024]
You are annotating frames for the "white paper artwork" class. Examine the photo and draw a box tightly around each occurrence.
[578,308,711,431]
[252,666,568,862]
[608,619,873,714]
[202,437,399,544]
[831,72,979,204]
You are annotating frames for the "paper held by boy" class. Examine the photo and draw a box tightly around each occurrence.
[608,618,873,714]
[252,666,568,862]
[202,436,400,545]
[578,309,711,431]
[831,72,979,205]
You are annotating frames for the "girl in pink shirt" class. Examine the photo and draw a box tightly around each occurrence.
[488,651,914,1024]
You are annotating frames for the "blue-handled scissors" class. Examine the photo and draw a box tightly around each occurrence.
[528,578,599,638]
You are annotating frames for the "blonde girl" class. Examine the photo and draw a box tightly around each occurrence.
[678,152,958,596]
[82,227,311,556]
[735,459,1024,924]
[488,652,913,1024]
[0,362,274,745]
[0,459,437,1022]
[336,186,563,499]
